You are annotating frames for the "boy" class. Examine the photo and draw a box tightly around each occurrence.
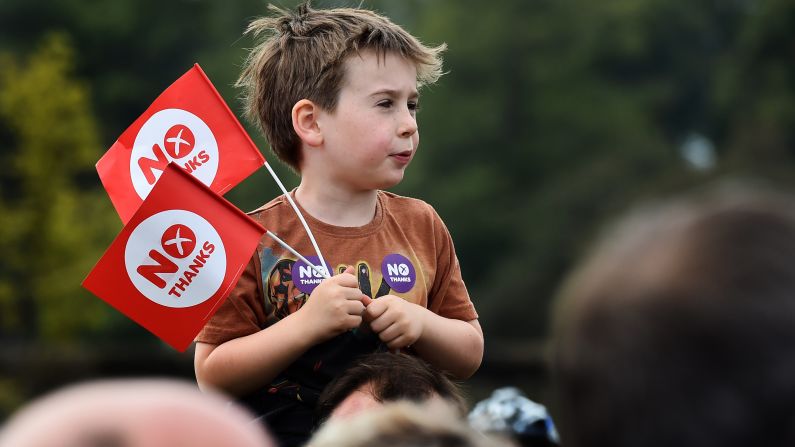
[194,3,483,446]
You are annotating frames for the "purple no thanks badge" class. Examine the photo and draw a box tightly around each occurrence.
[293,256,332,295]
[381,253,416,293]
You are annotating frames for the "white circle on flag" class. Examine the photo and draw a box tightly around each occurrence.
[125,209,226,308]
[130,108,220,199]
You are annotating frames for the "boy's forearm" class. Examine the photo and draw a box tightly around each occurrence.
[196,268,368,396]
[195,311,320,396]
[413,311,484,379]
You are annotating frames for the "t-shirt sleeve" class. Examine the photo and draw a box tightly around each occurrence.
[195,250,266,345]
[427,208,478,322]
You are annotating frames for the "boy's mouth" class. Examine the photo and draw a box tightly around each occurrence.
[389,149,413,164]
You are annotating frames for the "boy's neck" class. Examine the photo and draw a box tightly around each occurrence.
[294,180,378,227]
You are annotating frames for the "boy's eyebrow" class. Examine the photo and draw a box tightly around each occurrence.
[369,88,419,99]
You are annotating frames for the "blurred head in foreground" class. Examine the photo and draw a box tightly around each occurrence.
[0,379,274,447]
[308,400,511,447]
[551,183,795,447]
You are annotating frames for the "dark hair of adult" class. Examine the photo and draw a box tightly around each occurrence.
[315,352,466,427]
[551,184,795,447]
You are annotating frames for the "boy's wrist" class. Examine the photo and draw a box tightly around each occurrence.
[413,304,432,342]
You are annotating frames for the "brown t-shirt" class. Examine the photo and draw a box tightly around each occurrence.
[196,190,477,444]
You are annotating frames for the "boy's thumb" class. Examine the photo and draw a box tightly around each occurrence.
[361,295,373,306]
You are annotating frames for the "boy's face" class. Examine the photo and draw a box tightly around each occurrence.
[315,49,420,191]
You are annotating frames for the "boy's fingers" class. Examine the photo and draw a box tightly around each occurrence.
[334,274,359,289]
[361,295,373,306]
[363,300,387,321]
[345,314,363,330]
[346,300,365,316]
[330,265,358,288]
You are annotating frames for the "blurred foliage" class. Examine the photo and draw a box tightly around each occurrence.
[0,34,118,340]
[0,0,794,415]
[0,378,24,415]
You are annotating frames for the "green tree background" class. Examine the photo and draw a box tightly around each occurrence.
[1,0,793,418]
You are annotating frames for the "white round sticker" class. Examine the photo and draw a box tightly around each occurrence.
[125,210,226,308]
[130,108,219,199]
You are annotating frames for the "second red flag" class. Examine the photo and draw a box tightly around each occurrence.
[97,64,265,223]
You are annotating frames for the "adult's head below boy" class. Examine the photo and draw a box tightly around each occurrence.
[194,3,483,446]
[314,352,467,427]
[550,183,795,447]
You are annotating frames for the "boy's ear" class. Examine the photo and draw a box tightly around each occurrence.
[292,99,323,147]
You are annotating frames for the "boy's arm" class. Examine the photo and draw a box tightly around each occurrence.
[364,296,484,379]
[195,314,318,395]
[195,266,368,396]
[413,312,484,379]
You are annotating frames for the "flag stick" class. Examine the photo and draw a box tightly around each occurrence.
[264,161,330,277]
[266,230,330,279]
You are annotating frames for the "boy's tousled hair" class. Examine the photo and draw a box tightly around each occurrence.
[237,2,446,170]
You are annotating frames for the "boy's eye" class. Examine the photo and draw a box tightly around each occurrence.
[377,100,393,108]
[408,101,420,113]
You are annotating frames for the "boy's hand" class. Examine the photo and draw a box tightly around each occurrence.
[298,266,368,343]
[362,295,425,349]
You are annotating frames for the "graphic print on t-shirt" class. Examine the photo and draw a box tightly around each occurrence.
[261,250,418,320]
[356,262,392,299]
[265,258,307,320]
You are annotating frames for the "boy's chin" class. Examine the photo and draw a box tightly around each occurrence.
[374,175,405,190]
[356,168,408,191]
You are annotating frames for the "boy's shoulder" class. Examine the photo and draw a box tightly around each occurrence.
[380,189,429,208]
[246,194,290,223]
[378,190,445,225]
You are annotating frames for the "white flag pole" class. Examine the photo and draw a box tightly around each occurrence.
[266,230,329,279]
[264,161,330,278]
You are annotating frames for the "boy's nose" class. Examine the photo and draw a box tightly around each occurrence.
[398,111,418,138]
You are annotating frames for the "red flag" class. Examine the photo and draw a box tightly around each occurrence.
[83,164,266,351]
[97,64,265,223]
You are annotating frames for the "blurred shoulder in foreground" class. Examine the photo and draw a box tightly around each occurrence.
[469,387,559,447]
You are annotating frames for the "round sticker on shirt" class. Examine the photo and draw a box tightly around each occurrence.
[293,256,333,295]
[381,254,416,293]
